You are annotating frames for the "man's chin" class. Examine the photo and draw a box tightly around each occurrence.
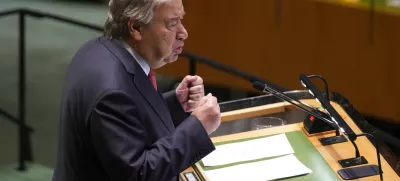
[153,58,177,69]
[165,54,179,63]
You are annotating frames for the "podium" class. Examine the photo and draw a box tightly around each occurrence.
[180,90,400,181]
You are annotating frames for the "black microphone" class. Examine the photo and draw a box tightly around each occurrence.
[299,74,356,141]
[252,81,338,129]
[181,51,289,92]
[253,76,383,180]
[299,74,383,180]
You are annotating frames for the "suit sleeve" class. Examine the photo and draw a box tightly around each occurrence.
[163,90,188,127]
[90,90,215,181]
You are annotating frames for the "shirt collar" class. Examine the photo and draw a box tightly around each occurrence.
[120,40,150,76]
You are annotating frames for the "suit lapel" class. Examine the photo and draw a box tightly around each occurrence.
[100,37,174,133]
[133,67,175,132]
[157,90,169,110]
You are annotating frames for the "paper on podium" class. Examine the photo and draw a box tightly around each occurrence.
[202,133,294,166]
[204,154,312,181]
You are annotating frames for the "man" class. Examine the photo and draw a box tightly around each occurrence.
[51,0,221,181]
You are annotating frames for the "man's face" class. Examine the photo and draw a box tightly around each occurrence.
[131,0,188,69]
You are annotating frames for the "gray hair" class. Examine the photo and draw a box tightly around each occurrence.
[104,0,171,39]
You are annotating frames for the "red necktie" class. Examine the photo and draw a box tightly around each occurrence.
[148,69,157,90]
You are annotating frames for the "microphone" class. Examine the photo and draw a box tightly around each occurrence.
[181,51,289,92]
[253,79,358,160]
[299,74,356,141]
[299,74,383,180]
[252,81,338,129]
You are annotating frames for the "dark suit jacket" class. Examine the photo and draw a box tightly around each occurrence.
[52,36,215,181]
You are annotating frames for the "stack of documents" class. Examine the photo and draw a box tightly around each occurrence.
[202,134,312,181]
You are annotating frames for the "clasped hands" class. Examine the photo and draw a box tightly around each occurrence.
[175,75,221,134]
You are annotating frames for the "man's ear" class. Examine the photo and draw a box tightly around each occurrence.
[128,17,142,41]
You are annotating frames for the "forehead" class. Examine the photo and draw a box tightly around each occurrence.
[155,0,185,18]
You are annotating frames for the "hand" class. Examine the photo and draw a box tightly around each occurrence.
[175,75,205,112]
[192,93,221,135]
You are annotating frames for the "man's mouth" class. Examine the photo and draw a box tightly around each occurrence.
[174,46,183,54]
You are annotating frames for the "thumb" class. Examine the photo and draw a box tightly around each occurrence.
[186,75,198,82]
[199,93,212,107]
[180,75,198,88]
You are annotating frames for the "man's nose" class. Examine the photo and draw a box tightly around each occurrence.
[177,23,188,41]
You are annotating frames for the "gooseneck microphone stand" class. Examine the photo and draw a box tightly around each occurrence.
[252,81,337,128]
[299,74,383,181]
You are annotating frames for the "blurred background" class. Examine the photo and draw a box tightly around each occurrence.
[1,0,400,180]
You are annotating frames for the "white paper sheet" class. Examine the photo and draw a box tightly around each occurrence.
[202,133,294,166]
[204,154,312,181]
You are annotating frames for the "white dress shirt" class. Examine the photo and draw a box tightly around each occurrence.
[120,40,150,76]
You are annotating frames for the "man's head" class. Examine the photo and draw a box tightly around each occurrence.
[104,0,188,69]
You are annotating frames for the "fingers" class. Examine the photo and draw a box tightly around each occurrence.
[189,85,204,104]
[189,93,202,101]
[189,83,205,102]
[178,75,205,112]
[189,85,204,94]
[190,76,203,86]
[179,75,198,88]
[187,100,198,110]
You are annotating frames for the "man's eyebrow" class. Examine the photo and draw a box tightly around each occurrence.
[174,9,185,19]
[168,10,185,21]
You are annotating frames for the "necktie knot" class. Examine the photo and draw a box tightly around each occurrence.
[148,69,157,90]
